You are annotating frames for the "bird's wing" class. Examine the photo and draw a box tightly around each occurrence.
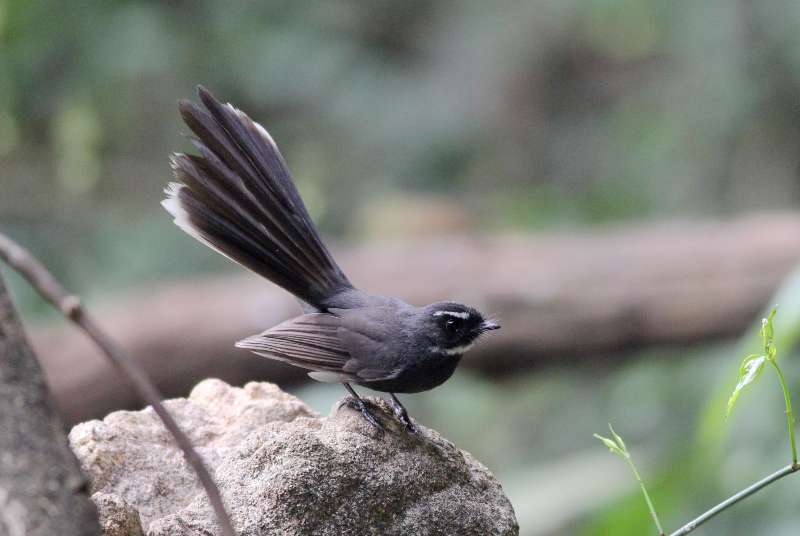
[336,328,403,381]
[236,313,352,375]
[236,313,401,383]
[328,304,409,382]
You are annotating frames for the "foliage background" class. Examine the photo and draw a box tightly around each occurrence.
[3,1,800,534]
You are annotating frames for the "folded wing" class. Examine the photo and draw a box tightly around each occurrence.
[236,313,401,384]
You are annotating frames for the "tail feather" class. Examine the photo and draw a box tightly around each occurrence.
[178,94,331,276]
[163,86,352,307]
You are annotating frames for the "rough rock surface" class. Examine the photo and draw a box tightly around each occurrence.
[92,493,144,536]
[69,379,518,536]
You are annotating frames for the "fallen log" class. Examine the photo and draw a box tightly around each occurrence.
[30,213,800,423]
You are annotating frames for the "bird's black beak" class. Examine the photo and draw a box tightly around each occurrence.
[480,320,501,332]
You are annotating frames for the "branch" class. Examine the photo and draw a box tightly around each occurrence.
[669,463,799,536]
[0,232,235,536]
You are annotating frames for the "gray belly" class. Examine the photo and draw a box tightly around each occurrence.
[360,353,462,394]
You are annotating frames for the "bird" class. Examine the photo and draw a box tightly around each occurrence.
[162,86,500,433]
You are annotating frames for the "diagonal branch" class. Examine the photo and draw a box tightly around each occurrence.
[0,232,235,536]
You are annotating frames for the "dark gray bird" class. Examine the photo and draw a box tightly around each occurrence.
[163,86,500,432]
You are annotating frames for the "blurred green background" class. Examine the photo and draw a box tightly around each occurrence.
[3,1,800,534]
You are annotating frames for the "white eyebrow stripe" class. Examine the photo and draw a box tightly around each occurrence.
[433,311,470,319]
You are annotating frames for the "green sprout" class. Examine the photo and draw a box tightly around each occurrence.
[726,307,797,466]
[594,424,665,536]
[597,307,800,535]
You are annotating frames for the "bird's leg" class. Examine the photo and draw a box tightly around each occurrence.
[342,383,384,432]
[389,393,417,433]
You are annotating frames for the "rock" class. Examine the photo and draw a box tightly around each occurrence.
[69,379,519,536]
[92,493,144,536]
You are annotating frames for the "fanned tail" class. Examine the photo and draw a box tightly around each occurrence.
[162,86,351,308]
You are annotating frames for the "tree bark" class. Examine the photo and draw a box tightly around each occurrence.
[0,271,99,535]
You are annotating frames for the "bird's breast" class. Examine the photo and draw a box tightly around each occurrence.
[363,352,462,394]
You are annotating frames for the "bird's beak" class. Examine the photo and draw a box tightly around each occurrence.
[480,320,501,331]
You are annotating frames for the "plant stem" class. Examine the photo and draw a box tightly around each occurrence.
[769,359,798,466]
[624,454,665,536]
[669,464,799,536]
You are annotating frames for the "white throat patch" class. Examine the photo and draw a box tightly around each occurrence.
[430,342,475,356]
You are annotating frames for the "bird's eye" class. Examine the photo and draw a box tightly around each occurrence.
[443,317,463,336]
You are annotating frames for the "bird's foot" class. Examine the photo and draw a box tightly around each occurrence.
[343,397,385,434]
[389,395,417,433]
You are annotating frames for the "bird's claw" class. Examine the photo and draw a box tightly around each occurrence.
[343,397,385,433]
[389,397,417,433]
[396,412,417,433]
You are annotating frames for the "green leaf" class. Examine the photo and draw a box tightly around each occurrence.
[761,307,778,360]
[609,423,627,453]
[594,433,623,456]
[726,354,767,418]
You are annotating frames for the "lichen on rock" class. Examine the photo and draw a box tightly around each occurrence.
[69,379,519,536]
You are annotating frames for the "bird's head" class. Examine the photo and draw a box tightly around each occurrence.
[423,302,500,356]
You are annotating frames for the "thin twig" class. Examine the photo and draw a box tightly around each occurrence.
[0,232,235,536]
[669,463,799,536]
